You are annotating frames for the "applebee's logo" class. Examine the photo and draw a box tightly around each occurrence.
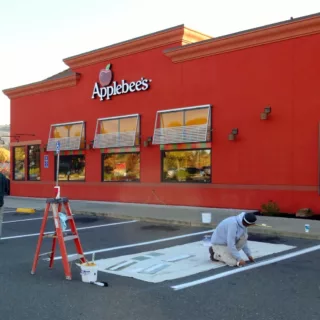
[99,63,113,86]
[92,63,151,101]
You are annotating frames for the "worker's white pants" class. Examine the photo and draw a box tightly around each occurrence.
[212,234,248,267]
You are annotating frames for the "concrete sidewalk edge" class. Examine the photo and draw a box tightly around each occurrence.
[73,210,320,240]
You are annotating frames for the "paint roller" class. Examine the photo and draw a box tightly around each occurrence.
[89,252,109,287]
[254,223,272,228]
[90,281,109,287]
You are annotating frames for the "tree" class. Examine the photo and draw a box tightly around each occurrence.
[0,147,10,162]
[14,147,25,161]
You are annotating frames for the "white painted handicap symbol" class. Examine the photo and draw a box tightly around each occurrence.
[95,241,295,283]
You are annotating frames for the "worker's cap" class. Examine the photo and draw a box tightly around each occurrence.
[243,212,257,225]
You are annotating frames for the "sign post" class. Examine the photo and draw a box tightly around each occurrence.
[54,141,61,199]
[56,141,60,186]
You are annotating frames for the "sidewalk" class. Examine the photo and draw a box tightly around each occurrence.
[4,196,320,240]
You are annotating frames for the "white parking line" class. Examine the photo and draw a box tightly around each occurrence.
[3,211,19,214]
[171,244,320,291]
[4,217,44,224]
[1,220,138,240]
[48,229,215,261]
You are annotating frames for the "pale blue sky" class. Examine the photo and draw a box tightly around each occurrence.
[0,0,319,125]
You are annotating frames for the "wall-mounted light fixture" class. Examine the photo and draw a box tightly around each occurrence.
[86,140,94,150]
[144,136,153,147]
[228,128,239,141]
[260,106,272,120]
[40,144,48,152]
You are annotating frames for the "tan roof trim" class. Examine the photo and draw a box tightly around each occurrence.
[164,14,320,63]
[182,27,212,44]
[63,25,212,69]
[3,73,80,99]
[11,140,41,147]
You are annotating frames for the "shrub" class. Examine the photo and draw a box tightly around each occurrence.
[261,200,280,215]
[176,169,189,181]
[296,208,313,218]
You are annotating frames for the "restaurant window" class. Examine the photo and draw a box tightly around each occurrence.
[27,145,41,181]
[153,105,211,145]
[102,153,140,182]
[47,121,85,151]
[93,114,140,149]
[162,149,211,183]
[55,155,85,181]
[13,146,26,181]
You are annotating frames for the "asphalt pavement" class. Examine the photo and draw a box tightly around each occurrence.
[0,207,320,320]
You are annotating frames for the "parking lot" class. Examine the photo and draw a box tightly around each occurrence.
[1,206,320,320]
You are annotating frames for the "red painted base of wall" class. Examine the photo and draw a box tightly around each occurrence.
[11,182,320,214]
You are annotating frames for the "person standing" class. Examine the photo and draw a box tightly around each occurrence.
[0,172,7,239]
[209,212,257,267]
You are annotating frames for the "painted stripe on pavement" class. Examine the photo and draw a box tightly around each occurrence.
[1,220,138,240]
[48,229,215,261]
[4,217,44,224]
[171,244,320,291]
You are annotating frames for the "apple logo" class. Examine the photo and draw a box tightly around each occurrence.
[99,63,113,86]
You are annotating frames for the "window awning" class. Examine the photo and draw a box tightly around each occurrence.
[152,105,211,145]
[93,114,140,149]
[46,121,85,151]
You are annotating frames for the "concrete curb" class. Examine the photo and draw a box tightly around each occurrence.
[73,210,320,240]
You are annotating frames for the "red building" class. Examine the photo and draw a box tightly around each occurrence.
[3,13,320,214]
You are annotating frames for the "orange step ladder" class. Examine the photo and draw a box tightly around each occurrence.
[31,197,87,280]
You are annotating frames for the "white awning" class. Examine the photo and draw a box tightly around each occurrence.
[152,105,211,145]
[93,114,140,149]
[46,121,85,151]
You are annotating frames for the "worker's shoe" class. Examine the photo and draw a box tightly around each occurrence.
[209,247,218,262]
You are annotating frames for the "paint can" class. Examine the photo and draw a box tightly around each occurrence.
[202,235,211,247]
[201,213,212,224]
[305,224,310,233]
[80,263,98,283]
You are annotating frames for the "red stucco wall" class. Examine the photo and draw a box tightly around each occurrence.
[9,33,320,213]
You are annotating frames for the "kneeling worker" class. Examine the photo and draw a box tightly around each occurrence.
[209,212,257,267]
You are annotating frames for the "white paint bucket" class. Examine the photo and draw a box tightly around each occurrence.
[80,263,98,283]
[201,212,212,224]
[202,235,212,247]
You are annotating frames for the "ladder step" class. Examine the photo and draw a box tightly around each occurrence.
[68,254,85,262]
[38,251,53,257]
[64,235,78,241]
[44,234,57,238]
[47,215,73,219]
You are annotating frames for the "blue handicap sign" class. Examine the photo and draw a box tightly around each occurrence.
[56,141,61,153]
[44,155,49,169]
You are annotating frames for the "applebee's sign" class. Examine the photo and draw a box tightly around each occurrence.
[91,64,151,101]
